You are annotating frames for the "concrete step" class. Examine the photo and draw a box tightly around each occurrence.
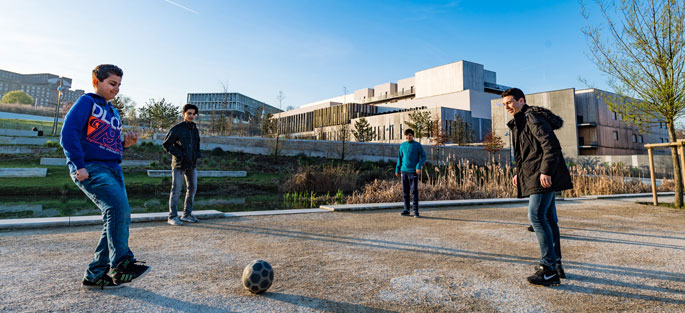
[0,167,47,177]
[147,170,247,177]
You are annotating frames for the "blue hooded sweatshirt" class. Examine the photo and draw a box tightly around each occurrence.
[396,140,427,173]
[60,93,124,173]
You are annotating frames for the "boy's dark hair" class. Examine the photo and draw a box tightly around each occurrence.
[92,64,123,82]
[501,88,526,102]
[404,128,415,136]
[183,104,199,114]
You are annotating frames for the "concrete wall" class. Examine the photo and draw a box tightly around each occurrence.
[415,62,464,98]
[0,129,38,137]
[397,77,415,94]
[165,136,509,165]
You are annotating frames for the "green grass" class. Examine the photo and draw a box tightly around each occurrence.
[0,118,62,132]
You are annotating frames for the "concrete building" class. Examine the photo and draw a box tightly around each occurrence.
[490,88,669,159]
[0,69,84,107]
[186,92,281,122]
[273,60,509,143]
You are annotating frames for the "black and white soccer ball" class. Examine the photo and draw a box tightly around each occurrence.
[242,260,274,294]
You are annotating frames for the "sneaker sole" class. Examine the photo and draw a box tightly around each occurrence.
[528,280,561,287]
[114,266,152,285]
[81,283,126,290]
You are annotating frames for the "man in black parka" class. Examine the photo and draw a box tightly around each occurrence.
[163,104,202,226]
[503,88,573,286]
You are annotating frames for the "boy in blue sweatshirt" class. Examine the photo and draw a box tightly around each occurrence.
[61,64,150,289]
[395,128,427,218]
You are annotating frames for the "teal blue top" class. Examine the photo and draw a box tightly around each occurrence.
[396,140,427,173]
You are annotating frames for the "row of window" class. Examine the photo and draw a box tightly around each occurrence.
[610,132,669,144]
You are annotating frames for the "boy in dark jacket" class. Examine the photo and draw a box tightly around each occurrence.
[503,88,573,286]
[61,64,150,289]
[163,104,202,225]
[395,128,427,218]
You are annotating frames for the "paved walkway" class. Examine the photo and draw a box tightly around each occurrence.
[1,197,683,312]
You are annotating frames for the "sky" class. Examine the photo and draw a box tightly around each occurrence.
[0,0,611,111]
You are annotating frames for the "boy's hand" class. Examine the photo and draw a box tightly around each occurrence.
[540,174,552,188]
[512,175,517,187]
[416,169,421,175]
[395,172,400,177]
[123,131,138,148]
[76,168,89,181]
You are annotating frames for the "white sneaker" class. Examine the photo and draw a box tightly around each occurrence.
[167,217,184,226]
[180,215,199,223]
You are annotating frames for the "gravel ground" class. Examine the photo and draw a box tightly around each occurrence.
[1,198,684,312]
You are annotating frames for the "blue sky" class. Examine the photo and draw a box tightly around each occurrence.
[0,0,609,110]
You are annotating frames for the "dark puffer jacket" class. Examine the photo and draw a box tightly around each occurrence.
[507,104,573,198]
[162,121,201,169]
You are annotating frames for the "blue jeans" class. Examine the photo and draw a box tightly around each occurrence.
[401,171,419,213]
[169,168,197,218]
[528,192,562,268]
[72,162,134,281]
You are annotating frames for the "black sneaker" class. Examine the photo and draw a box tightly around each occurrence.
[527,225,535,232]
[527,264,560,286]
[110,259,151,285]
[400,211,411,216]
[413,212,420,218]
[556,262,566,279]
[82,274,123,290]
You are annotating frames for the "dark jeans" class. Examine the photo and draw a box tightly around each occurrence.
[401,171,419,213]
[72,162,135,281]
[528,192,562,268]
[169,168,197,218]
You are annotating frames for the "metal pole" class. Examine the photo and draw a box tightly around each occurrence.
[51,78,63,136]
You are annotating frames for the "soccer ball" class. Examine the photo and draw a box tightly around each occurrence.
[242,260,274,294]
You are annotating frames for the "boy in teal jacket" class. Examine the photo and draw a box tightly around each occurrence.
[395,128,427,217]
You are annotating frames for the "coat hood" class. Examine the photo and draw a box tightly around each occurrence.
[528,106,564,130]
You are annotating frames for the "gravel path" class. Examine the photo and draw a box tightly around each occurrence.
[1,199,683,312]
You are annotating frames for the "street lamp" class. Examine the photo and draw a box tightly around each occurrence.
[48,77,63,137]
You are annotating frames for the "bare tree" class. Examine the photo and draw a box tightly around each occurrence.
[335,123,351,160]
[582,0,685,207]
[274,91,285,162]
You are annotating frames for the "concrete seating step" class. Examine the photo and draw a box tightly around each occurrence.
[0,168,47,177]
[147,170,247,177]
[40,158,153,167]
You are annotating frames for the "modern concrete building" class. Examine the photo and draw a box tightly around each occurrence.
[0,69,84,107]
[490,88,669,159]
[186,92,281,122]
[273,60,509,143]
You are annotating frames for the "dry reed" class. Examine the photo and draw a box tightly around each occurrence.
[346,158,673,204]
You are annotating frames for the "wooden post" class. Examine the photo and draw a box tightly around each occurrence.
[648,147,658,206]
[679,143,685,187]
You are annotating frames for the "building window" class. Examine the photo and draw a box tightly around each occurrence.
[639,135,643,143]
[613,131,618,140]
[577,115,584,124]
[632,134,637,143]
[612,112,617,120]
[578,137,585,146]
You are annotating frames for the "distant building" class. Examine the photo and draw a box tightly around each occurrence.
[490,88,669,158]
[273,60,509,143]
[186,92,281,123]
[0,69,84,107]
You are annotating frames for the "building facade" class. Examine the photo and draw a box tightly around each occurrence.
[0,69,84,107]
[273,60,508,143]
[187,92,281,122]
[490,88,669,159]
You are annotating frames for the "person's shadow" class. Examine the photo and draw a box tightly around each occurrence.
[113,287,230,312]
[265,292,398,313]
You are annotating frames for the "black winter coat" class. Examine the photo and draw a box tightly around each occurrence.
[162,121,201,169]
[507,105,573,198]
